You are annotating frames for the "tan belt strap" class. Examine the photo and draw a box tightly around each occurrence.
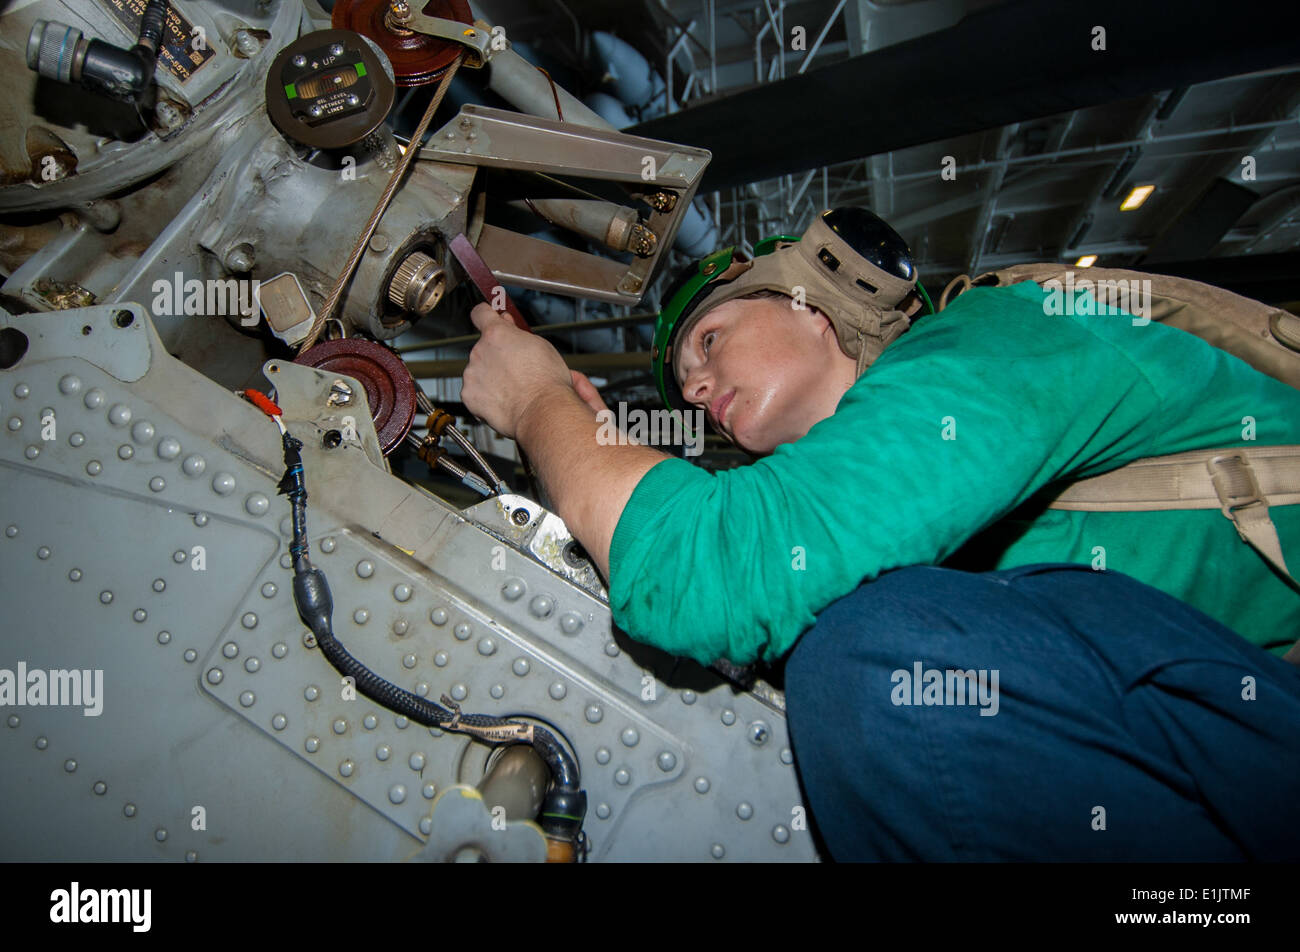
[1047,445,1300,662]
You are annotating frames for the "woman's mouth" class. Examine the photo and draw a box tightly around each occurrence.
[711,390,734,430]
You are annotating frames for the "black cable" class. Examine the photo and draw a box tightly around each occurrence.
[275,428,586,844]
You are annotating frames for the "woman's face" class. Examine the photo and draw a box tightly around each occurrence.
[672,296,857,455]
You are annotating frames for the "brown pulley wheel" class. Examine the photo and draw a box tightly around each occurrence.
[332,0,474,87]
[294,338,417,455]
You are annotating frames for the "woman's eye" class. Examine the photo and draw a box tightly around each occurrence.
[702,331,715,354]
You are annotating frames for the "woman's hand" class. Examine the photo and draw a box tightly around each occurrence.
[461,302,573,440]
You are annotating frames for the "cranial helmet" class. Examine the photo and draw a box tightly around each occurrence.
[651,207,921,418]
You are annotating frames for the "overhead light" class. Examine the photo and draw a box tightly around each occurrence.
[1075,255,1097,268]
[1120,184,1155,211]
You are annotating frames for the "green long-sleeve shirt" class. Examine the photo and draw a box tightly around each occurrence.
[608,280,1300,666]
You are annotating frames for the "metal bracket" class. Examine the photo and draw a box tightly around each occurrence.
[404,15,496,68]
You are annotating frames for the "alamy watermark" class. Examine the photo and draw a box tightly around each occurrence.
[891,661,999,716]
[50,883,150,932]
[1042,271,1151,326]
[595,402,706,457]
[151,272,261,325]
[0,662,103,716]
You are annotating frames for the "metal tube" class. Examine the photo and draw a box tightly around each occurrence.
[478,745,549,821]
[486,46,614,131]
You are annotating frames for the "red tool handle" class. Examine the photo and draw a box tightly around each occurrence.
[448,233,531,332]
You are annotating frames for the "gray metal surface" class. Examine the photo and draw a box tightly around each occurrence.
[0,301,817,862]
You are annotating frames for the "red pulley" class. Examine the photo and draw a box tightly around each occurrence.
[294,338,417,455]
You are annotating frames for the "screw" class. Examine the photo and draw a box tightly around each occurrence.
[346,93,359,107]
[327,380,353,406]
[234,29,260,57]
[308,104,323,118]
[292,54,307,67]
[511,509,530,526]
[747,721,771,746]
[329,42,344,57]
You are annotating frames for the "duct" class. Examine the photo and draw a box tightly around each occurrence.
[590,31,666,113]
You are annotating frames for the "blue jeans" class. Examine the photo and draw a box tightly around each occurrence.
[783,563,1300,861]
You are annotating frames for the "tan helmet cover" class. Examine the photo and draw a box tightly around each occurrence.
[673,214,917,379]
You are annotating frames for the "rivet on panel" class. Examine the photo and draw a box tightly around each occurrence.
[86,460,102,476]
[131,420,154,443]
[157,438,181,460]
[501,578,525,601]
[305,736,320,753]
[205,667,223,685]
[621,727,639,747]
[430,607,448,625]
[409,752,425,770]
[604,642,619,657]
[117,444,134,460]
[450,683,467,701]
[37,546,51,560]
[123,803,136,817]
[694,777,710,794]
[132,609,146,622]
[193,512,208,527]
[402,654,416,669]
[12,383,29,398]
[363,714,378,730]
[780,747,794,765]
[281,553,293,569]
[6,715,18,728]
[93,781,107,795]
[4,525,16,538]
[69,568,82,581]
[6,416,21,431]
[174,550,187,563]
[244,657,260,673]
[183,649,197,663]
[354,609,369,624]
[584,704,602,723]
[148,476,165,492]
[211,473,236,495]
[107,404,132,426]
[245,493,269,516]
[320,537,336,553]
[453,622,471,641]
[614,768,631,786]
[272,714,287,731]
[182,454,206,476]
[98,590,113,604]
[332,718,347,735]
[241,612,257,628]
[657,751,677,771]
[490,684,504,699]
[711,844,725,859]
[596,803,611,820]
[559,612,583,634]
[512,658,529,676]
[24,445,39,459]
[64,758,77,773]
[549,682,566,700]
[238,691,255,707]
[393,583,411,602]
[736,802,753,820]
[393,619,408,636]
[772,825,791,844]
[433,651,448,667]
[261,582,277,598]
[528,595,554,618]
[58,375,82,395]
[272,642,287,658]
[422,782,436,800]
[157,631,171,644]
[395,716,409,729]
[721,709,736,726]
[34,736,46,750]
[339,760,355,778]
[419,817,432,835]
[69,432,85,447]
[152,578,165,592]
[185,851,198,863]
[222,642,239,659]
[304,685,320,701]
[356,560,374,578]
[414,682,429,697]
[477,638,496,656]
[376,745,391,761]
[595,747,611,765]
[84,388,105,409]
